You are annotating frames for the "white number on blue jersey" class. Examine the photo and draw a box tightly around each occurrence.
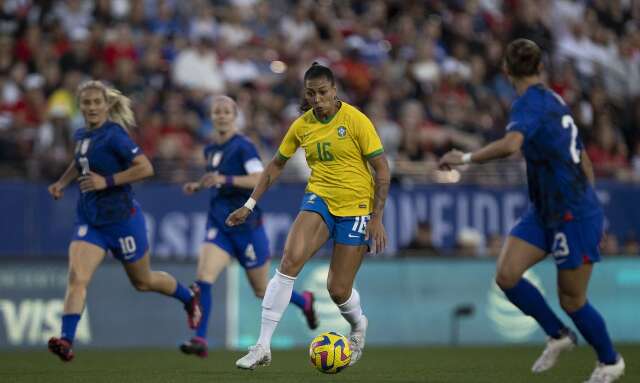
[561,115,580,164]
[551,232,570,258]
[351,216,370,234]
[118,236,137,254]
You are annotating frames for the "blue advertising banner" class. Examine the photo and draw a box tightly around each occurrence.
[230,257,640,348]
[1,181,639,257]
[0,261,227,348]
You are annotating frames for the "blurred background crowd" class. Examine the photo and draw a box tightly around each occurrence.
[0,0,639,256]
[1,0,640,182]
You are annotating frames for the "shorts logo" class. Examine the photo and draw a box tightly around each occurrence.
[77,225,88,237]
[123,252,136,261]
[337,126,347,138]
[348,234,360,238]
[207,228,218,240]
[308,194,317,203]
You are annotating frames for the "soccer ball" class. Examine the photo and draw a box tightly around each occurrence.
[309,331,351,374]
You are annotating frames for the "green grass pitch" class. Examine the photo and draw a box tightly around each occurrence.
[1,345,638,382]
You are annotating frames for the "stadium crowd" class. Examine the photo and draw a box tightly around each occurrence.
[0,0,639,183]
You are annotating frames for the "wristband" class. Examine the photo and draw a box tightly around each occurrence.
[461,152,473,164]
[244,197,256,211]
[225,175,234,186]
[105,175,116,188]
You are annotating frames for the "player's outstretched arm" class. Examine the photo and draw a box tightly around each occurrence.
[226,154,287,226]
[366,153,390,254]
[439,131,524,169]
[79,154,154,192]
[48,160,80,200]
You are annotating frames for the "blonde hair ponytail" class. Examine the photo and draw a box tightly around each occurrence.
[77,80,136,130]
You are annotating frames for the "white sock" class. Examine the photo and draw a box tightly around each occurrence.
[256,269,295,348]
[338,288,364,331]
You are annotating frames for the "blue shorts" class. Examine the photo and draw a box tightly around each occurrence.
[204,218,270,269]
[300,193,370,247]
[72,203,148,263]
[510,208,604,269]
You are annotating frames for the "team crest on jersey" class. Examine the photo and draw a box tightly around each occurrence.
[77,225,88,237]
[211,152,223,168]
[207,228,218,240]
[337,126,347,138]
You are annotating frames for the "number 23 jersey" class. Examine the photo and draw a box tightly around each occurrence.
[507,84,601,228]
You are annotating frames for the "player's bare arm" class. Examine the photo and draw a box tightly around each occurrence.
[79,154,154,192]
[48,160,80,200]
[226,154,287,226]
[439,131,524,170]
[366,153,390,253]
[580,151,595,186]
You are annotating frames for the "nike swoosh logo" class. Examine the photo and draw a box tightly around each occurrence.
[348,234,359,238]
[132,147,139,154]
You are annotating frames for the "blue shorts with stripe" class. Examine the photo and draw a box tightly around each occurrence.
[299,192,370,247]
[204,218,270,269]
[510,207,604,269]
[72,202,148,263]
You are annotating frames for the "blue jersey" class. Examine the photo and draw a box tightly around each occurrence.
[74,121,141,226]
[507,84,601,228]
[204,134,263,232]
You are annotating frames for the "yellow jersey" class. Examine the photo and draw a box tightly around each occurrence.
[278,102,384,217]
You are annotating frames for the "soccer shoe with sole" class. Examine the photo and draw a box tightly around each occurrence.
[584,356,625,383]
[48,337,74,362]
[531,329,577,373]
[184,283,202,329]
[179,336,208,358]
[348,315,368,366]
[302,291,319,330]
[236,344,272,370]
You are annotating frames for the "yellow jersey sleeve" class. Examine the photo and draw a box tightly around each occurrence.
[354,111,384,159]
[277,118,302,159]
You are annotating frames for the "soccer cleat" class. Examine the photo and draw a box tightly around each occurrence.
[583,356,625,383]
[531,329,577,373]
[184,283,202,329]
[302,291,319,330]
[348,315,368,366]
[179,337,208,358]
[235,344,272,370]
[48,337,74,362]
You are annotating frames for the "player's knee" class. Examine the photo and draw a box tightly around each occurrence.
[327,284,350,304]
[495,268,519,289]
[279,251,303,276]
[131,279,151,292]
[559,293,586,313]
[68,269,91,288]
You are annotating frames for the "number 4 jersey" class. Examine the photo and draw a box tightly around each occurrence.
[506,84,602,228]
[277,102,384,217]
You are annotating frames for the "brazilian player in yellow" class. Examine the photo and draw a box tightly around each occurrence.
[228,63,390,370]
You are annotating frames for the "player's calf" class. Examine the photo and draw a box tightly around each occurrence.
[184,283,202,329]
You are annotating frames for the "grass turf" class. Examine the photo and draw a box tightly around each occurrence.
[1,345,638,383]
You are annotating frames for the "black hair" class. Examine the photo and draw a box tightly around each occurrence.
[504,38,542,78]
[303,62,335,84]
[300,62,335,112]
